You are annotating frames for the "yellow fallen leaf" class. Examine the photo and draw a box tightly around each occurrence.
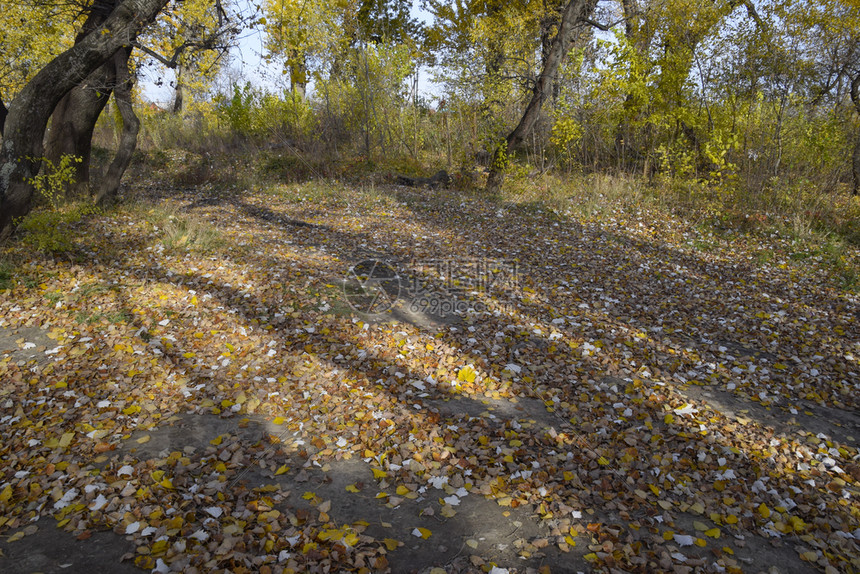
[345,484,359,493]
[758,503,771,519]
[704,528,720,538]
[343,532,359,547]
[383,538,399,550]
[58,432,74,449]
[210,435,223,446]
[396,485,409,496]
[136,435,151,444]
[318,529,342,541]
[0,484,12,503]
[372,468,387,479]
[413,527,431,539]
[466,539,478,549]
[726,514,738,524]
[273,417,286,425]
[7,531,24,542]
[275,464,289,476]
[457,365,477,383]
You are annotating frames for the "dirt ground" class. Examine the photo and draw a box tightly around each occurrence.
[0,182,858,573]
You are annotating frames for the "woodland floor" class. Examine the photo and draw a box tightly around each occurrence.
[0,167,858,574]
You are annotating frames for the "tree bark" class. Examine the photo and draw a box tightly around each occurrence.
[45,62,116,197]
[486,0,597,193]
[0,0,170,239]
[173,65,184,113]
[0,94,7,136]
[45,1,119,198]
[95,48,138,206]
[851,73,860,196]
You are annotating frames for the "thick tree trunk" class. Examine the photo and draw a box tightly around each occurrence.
[0,0,170,239]
[95,48,138,206]
[45,0,118,198]
[486,0,597,193]
[45,62,116,197]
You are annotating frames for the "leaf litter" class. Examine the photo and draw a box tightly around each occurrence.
[0,181,857,573]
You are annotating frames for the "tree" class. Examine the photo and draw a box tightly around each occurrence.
[485,0,598,192]
[0,0,171,238]
[44,0,121,198]
[141,0,227,113]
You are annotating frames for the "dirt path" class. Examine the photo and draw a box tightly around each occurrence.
[0,182,858,573]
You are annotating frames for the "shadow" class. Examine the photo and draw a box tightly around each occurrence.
[1,177,858,573]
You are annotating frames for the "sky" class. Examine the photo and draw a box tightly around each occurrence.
[139,0,439,105]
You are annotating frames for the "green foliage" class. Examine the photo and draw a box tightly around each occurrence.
[27,155,83,209]
[0,259,14,290]
[18,203,98,254]
[212,83,318,140]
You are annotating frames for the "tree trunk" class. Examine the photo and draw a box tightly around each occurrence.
[0,0,170,239]
[0,94,7,136]
[45,62,116,197]
[95,48,138,206]
[851,74,860,196]
[289,49,307,99]
[173,65,184,113]
[44,0,118,198]
[486,0,597,193]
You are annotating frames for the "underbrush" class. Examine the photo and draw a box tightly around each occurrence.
[16,203,101,255]
[123,144,860,290]
[124,203,225,254]
[493,165,859,290]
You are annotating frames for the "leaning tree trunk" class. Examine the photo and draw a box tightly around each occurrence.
[95,48,138,206]
[0,0,170,239]
[45,62,117,197]
[486,0,597,193]
[45,0,118,198]
[851,74,860,196]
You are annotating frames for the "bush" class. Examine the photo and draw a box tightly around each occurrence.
[18,204,98,254]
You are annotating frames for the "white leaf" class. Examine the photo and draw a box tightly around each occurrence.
[189,529,209,541]
[90,494,108,511]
